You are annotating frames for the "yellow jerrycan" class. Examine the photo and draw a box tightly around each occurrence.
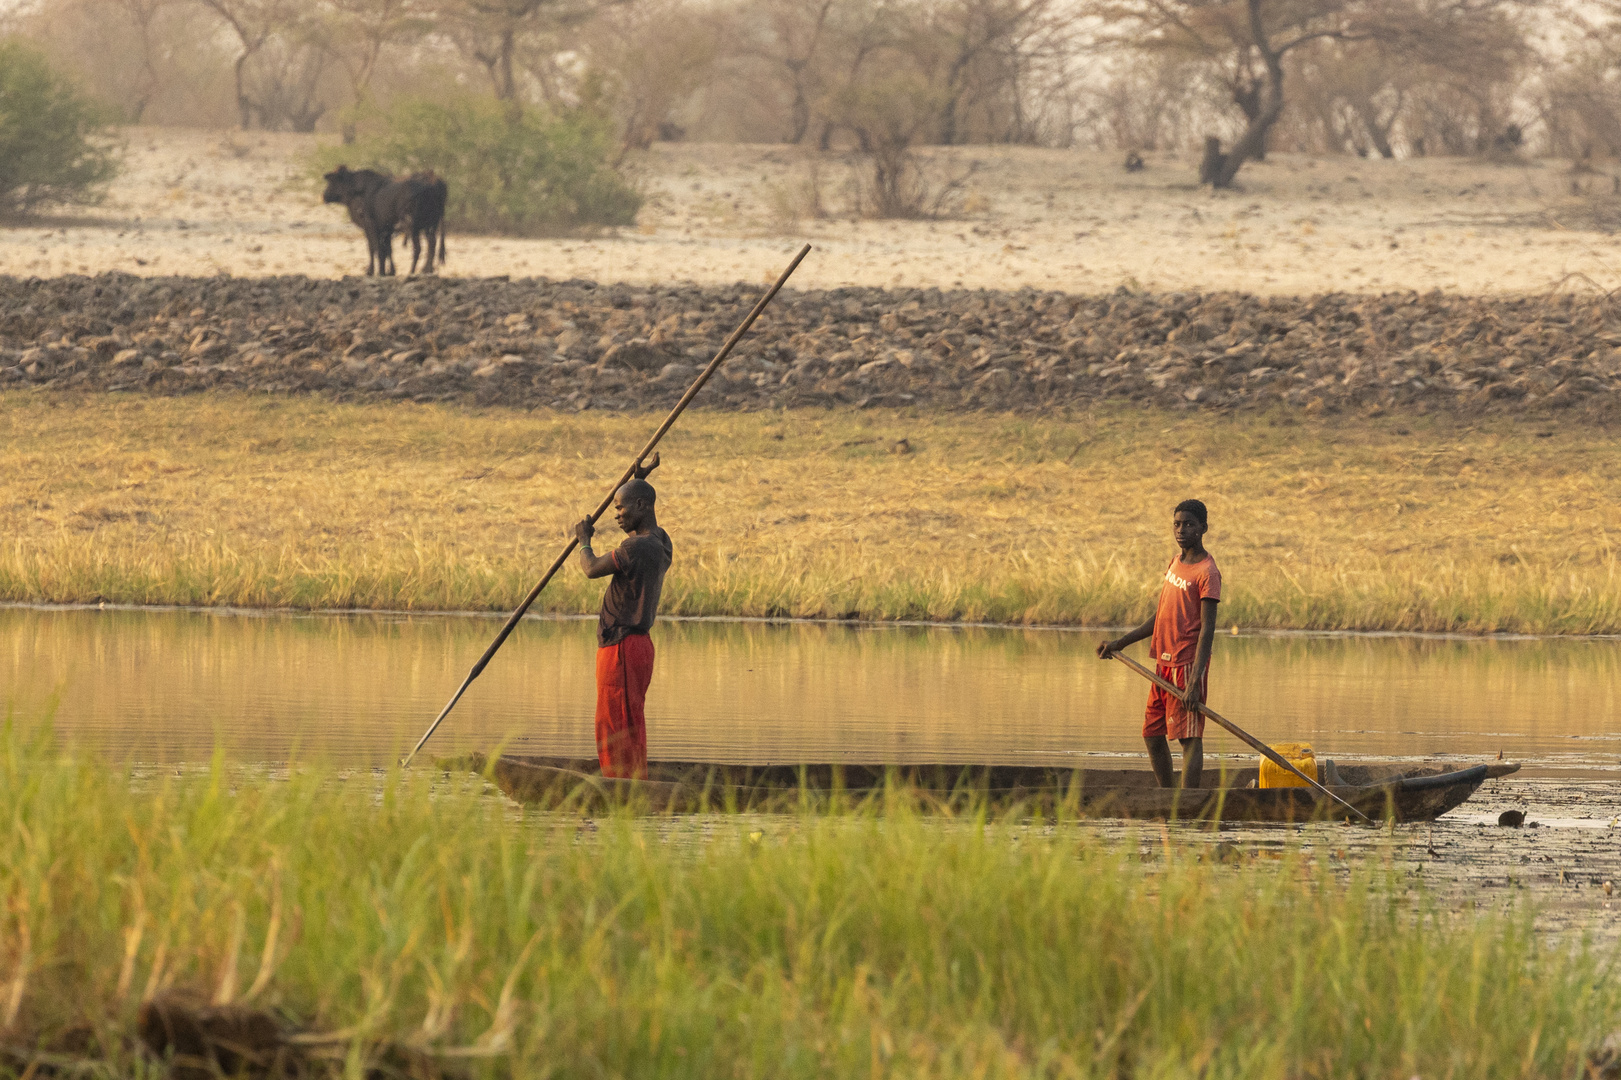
[1258,743,1319,789]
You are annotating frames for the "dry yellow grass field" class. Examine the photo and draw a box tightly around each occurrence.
[3,392,1617,632]
[6,128,1621,294]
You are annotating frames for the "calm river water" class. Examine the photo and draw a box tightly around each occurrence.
[3,606,1618,773]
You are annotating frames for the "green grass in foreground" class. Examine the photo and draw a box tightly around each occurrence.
[3,392,1621,632]
[1,728,1616,1077]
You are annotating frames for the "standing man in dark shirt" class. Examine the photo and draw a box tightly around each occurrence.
[574,457,672,779]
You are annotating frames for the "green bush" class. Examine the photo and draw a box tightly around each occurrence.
[316,95,641,235]
[0,38,120,216]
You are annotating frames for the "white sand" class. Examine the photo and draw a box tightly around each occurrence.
[4,127,1621,294]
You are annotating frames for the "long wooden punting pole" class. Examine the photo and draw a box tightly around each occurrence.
[401,244,813,767]
[1111,652,1371,822]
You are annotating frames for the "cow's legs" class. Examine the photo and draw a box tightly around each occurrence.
[422,225,438,273]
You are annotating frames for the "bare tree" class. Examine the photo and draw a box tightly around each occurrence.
[16,0,234,125]
[1097,0,1389,184]
[835,69,945,213]
[921,0,1070,146]
[734,0,840,144]
[1283,38,1406,156]
[1545,46,1621,158]
[434,0,599,104]
[1075,52,1221,151]
[471,0,543,100]
[578,0,723,161]
[195,0,302,128]
[800,0,893,150]
[815,3,987,215]
[323,0,433,141]
[1374,0,1528,156]
[246,25,335,131]
[1542,1,1621,157]
[711,0,1070,148]
[1099,0,1530,182]
[103,0,176,121]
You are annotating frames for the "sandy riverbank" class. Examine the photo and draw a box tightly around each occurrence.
[6,129,1621,294]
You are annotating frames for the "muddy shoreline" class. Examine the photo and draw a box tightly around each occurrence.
[4,273,1621,418]
[1174,777,1621,944]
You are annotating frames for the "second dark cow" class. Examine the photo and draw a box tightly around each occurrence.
[401,172,447,275]
[322,166,450,276]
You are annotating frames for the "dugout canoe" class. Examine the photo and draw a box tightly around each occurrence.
[456,755,1521,823]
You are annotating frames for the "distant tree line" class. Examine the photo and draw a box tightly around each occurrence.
[15,0,1621,197]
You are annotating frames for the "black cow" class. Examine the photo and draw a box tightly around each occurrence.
[322,165,393,275]
[322,166,450,276]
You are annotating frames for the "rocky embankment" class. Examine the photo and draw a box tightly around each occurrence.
[3,273,1620,417]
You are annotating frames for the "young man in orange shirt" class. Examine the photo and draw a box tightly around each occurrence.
[1096,499,1221,789]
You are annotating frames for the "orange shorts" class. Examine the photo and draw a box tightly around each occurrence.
[1143,663,1206,741]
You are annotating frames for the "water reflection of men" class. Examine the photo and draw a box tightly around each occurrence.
[573,455,672,779]
[1095,499,1222,790]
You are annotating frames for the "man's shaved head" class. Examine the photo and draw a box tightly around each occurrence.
[619,479,656,507]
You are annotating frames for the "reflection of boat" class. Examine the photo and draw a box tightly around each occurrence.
[457,755,1520,823]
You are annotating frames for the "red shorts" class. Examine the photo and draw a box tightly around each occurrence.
[1143,663,1206,741]
[596,634,653,779]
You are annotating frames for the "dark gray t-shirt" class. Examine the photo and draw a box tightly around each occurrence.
[597,528,673,647]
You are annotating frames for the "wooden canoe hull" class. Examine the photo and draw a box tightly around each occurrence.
[457,755,1520,823]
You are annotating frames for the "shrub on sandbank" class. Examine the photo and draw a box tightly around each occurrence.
[0,38,121,217]
[311,94,642,235]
